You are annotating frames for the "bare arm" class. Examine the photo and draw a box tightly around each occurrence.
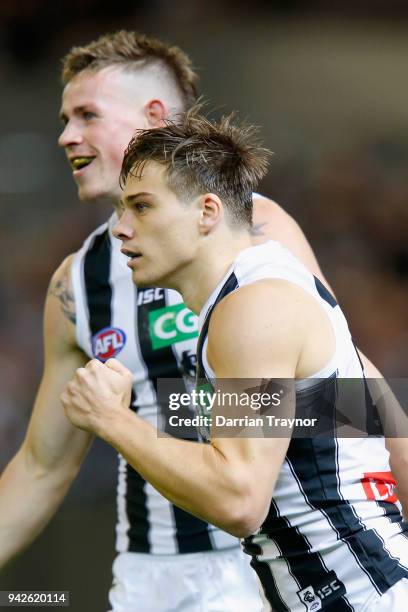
[359,354,408,517]
[0,255,91,570]
[387,438,408,518]
[61,281,327,537]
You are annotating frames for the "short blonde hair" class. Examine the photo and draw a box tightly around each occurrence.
[61,30,198,110]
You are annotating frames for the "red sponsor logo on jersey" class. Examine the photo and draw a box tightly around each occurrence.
[92,327,126,362]
[361,471,398,503]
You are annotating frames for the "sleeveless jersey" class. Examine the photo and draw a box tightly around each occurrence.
[71,213,237,555]
[196,240,408,611]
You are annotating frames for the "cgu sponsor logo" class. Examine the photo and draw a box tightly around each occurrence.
[148,303,198,349]
[361,471,398,503]
[92,327,126,361]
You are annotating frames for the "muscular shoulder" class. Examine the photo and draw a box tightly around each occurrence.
[207,279,307,378]
[208,278,336,379]
[213,279,304,326]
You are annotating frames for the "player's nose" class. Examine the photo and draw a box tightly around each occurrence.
[113,210,135,240]
[58,122,83,148]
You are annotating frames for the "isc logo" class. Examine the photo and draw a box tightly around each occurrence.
[298,572,345,611]
[92,327,126,361]
[148,303,198,349]
[137,288,164,305]
[316,580,341,599]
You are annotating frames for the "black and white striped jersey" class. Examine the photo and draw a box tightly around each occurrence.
[197,240,408,611]
[71,213,237,555]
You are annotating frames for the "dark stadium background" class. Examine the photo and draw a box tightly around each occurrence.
[1,1,407,610]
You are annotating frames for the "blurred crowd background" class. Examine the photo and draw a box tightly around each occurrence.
[1,1,407,609]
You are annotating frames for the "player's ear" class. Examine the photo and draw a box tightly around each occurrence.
[144,99,168,127]
[197,194,222,235]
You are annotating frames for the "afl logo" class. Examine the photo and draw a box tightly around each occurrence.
[92,327,126,362]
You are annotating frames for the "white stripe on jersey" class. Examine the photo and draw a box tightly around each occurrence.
[116,455,130,552]
[252,502,314,612]
[144,482,177,555]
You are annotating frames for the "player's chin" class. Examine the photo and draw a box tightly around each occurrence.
[131,267,163,289]
[77,185,99,203]
[77,182,112,205]
[131,270,154,288]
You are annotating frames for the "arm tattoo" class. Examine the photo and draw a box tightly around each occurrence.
[48,267,76,324]
[250,222,268,237]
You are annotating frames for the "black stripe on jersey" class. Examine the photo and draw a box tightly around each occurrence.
[83,230,150,552]
[287,436,408,595]
[172,507,215,553]
[352,343,383,436]
[314,277,337,308]
[84,229,112,335]
[251,561,290,611]
[196,272,238,381]
[127,465,151,553]
[363,382,383,436]
[136,288,213,553]
[376,500,404,525]
[245,537,290,611]
[258,499,352,611]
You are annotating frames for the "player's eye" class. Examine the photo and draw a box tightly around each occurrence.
[134,202,148,214]
[82,110,96,121]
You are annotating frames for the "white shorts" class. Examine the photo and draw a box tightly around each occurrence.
[108,547,263,612]
[362,577,408,612]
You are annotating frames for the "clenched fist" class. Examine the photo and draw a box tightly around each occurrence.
[61,358,133,437]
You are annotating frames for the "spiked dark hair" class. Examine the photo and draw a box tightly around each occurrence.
[61,30,198,110]
[120,107,271,227]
